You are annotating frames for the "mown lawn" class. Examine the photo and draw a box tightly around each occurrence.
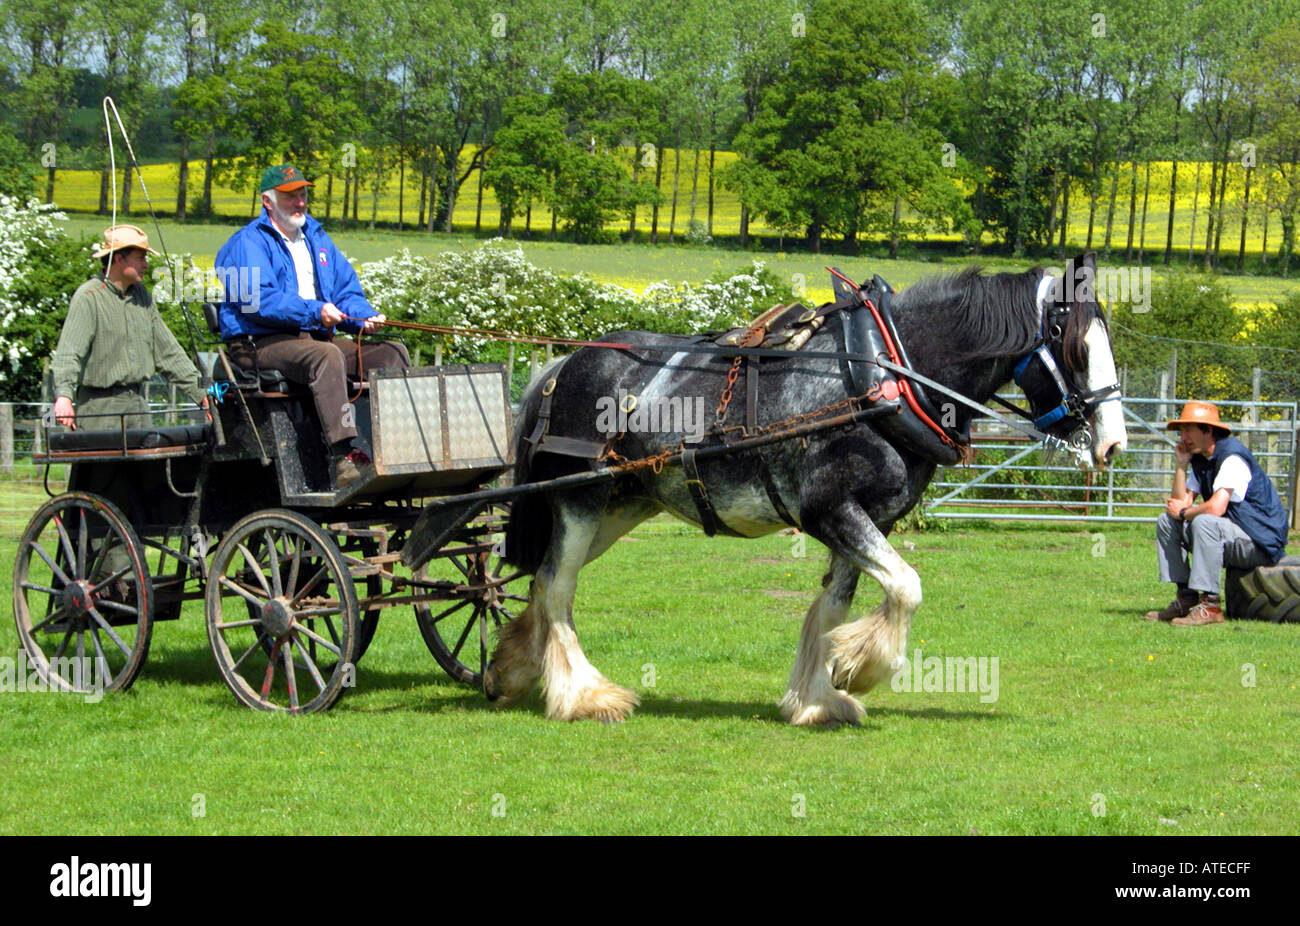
[1,515,1296,835]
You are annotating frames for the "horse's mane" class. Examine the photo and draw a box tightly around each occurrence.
[892,266,1044,361]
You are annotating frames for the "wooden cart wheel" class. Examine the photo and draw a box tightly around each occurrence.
[12,492,153,696]
[248,533,381,667]
[414,504,527,688]
[206,509,358,713]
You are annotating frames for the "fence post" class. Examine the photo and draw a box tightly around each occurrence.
[434,343,443,366]
[1250,368,1261,426]
[0,403,13,472]
[506,342,516,397]
[1167,347,1177,406]
[1292,423,1300,530]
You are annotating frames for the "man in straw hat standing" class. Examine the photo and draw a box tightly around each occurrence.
[51,224,209,429]
[1145,400,1289,625]
[215,164,408,490]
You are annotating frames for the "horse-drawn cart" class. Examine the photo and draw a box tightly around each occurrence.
[13,358,526,713]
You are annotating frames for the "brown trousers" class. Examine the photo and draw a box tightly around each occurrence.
[227,332,410,446]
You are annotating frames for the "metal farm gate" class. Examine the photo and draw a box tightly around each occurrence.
[926,397,1299,525]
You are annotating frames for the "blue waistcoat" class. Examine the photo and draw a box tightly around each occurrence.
[1190,435,1289,563]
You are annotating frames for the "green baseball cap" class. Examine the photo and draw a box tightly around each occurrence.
[260,164,314,193]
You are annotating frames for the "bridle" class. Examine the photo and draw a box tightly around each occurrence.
[995,274,1123,452]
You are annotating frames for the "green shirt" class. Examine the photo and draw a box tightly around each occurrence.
[51,274,205,406]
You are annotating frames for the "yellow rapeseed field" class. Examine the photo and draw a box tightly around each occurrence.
[44,150,1282,256]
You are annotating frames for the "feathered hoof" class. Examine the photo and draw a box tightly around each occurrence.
[780,689,865,728]
[546,678,640,723]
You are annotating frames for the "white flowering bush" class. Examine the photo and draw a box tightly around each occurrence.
[0,197,91,402]
[359,239,793,373]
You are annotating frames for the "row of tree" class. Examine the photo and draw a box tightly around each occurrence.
[4,0,1300,266]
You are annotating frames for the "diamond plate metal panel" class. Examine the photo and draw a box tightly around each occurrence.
[375,373,443,468]
[443,372,509,463]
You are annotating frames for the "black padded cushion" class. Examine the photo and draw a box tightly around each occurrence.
[49,425,211,453]
[210,356,294,393]
[203,302,221,335]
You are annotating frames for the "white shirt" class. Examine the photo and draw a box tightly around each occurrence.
[1187,454,1251,504]
[276,225,317,302]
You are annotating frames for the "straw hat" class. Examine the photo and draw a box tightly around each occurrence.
[1165,400,1230,435]
[93,224,160,259]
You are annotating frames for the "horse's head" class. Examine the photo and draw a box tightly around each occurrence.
[1014,252,1127,469]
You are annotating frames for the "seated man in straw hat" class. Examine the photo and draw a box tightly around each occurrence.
[1145,400,1289,626]
[215,164,408,489]
[51,224,209,430]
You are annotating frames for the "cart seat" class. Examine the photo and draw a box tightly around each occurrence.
[204,303,363,396]
[48,424,212,454]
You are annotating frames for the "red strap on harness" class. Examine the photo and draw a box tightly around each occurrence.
[826,267,958,453]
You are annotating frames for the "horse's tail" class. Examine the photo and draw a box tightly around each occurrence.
[502,357,567,574]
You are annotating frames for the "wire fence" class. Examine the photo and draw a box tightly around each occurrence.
[928,395,1298,524]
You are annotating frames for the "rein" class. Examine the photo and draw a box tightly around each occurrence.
[343,312,1080,453]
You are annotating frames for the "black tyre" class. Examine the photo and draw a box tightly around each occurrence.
[1225,556,1300,623]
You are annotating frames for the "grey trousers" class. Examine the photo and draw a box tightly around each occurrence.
[1155,511,1271,594]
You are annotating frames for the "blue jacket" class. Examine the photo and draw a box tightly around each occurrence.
[215,209,375,339]
[1190,435,1289,564]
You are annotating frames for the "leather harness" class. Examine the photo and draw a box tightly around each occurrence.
[520,268,1108,538]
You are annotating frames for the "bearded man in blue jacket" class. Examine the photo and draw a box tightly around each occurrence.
[216,164,409,489]
[1145,401,1290,625]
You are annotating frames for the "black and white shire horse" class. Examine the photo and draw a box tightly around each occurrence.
[490,253,1127,725]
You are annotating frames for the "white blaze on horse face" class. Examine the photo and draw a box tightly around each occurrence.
[1083,319,1127,467]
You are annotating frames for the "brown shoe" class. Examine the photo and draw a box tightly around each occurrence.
[1144,596,1196,622]
[333,449,371,490]
[1172,601,1225,626]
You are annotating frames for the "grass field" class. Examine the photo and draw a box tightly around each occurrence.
[1,514,1297,835]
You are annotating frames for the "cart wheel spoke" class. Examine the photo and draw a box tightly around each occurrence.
[286,534,302,597]
[294,623,343,658]
[28,539,72,587]
[94,597,139,619]
[30,604,72,635]
[282,643,298,710]
[265,528,283,598]
[447,610,478,662]
[217,575,270,609]
[52,629,73,662]
[427,599,471,625]
[232,633,267,672]
[86,564,130,596]
[53,515,78,578]
[290,563,331,606]
[292,635,328,693]
[75,508,89,577]
[89,629,115,688]
[86,608,134,658]
[235,542,273,597]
